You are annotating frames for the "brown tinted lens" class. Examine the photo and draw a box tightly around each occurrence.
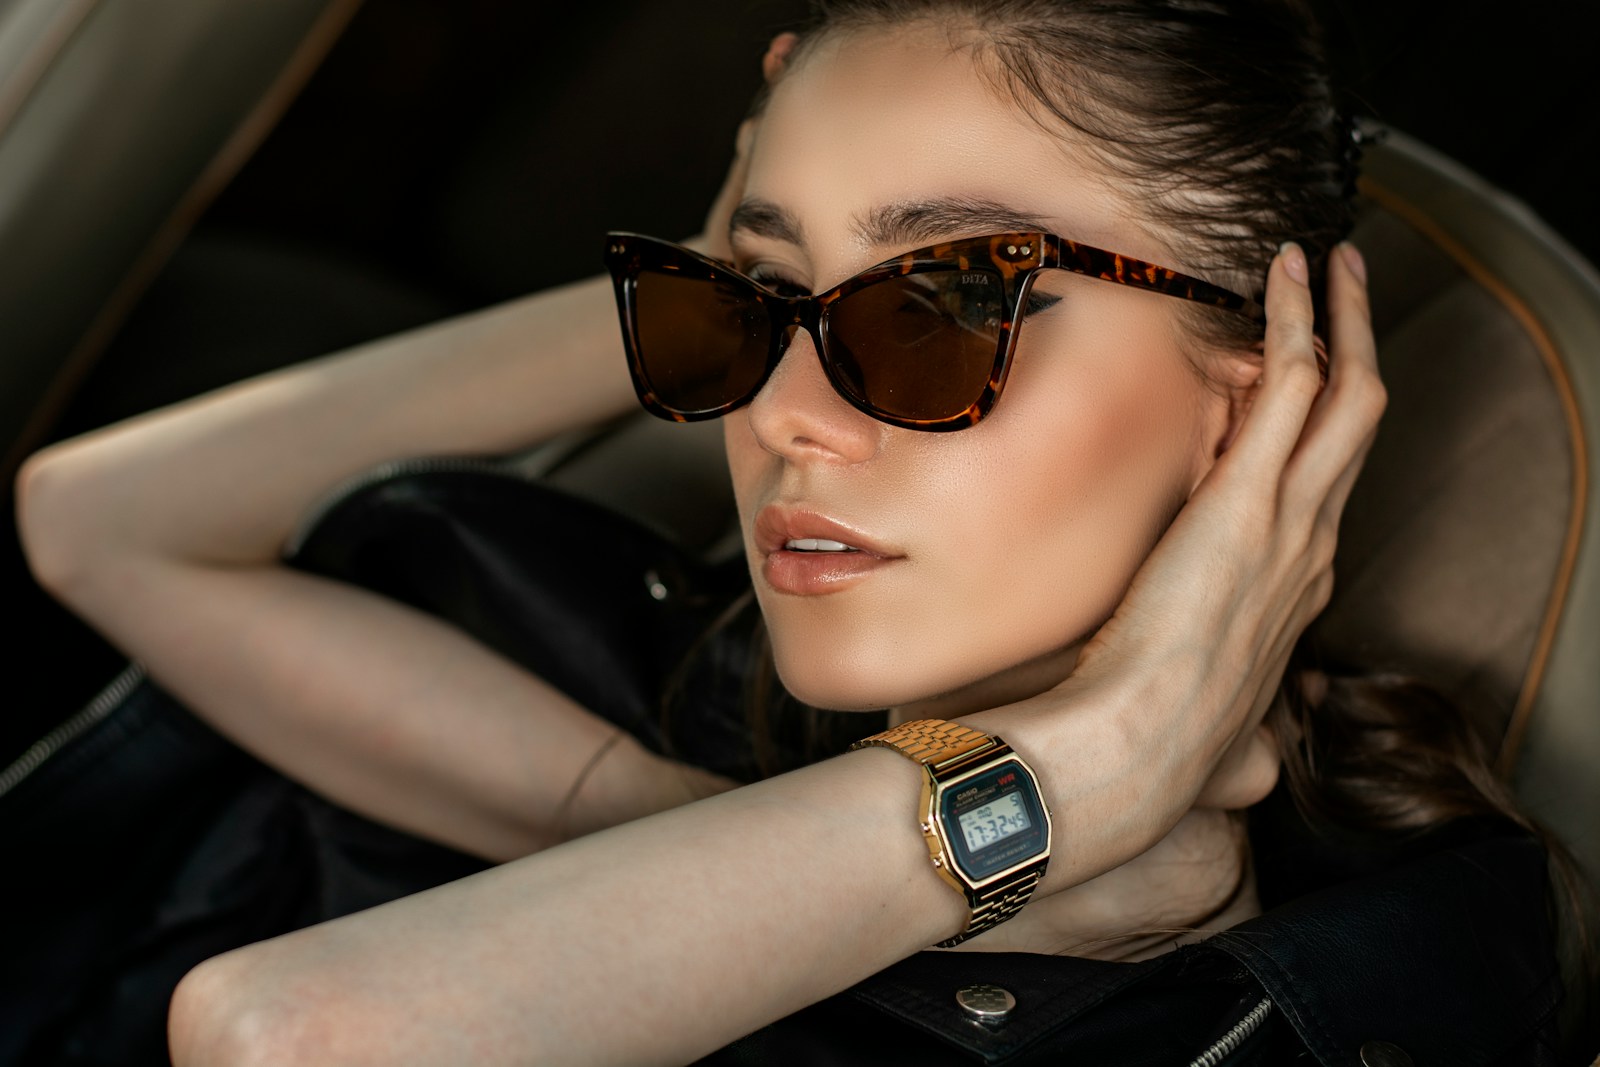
[824,270,1004,422]
[633,270,771,414]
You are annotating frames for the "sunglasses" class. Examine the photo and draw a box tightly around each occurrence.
[603,231,1266,432]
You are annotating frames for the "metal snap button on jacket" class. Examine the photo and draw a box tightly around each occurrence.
[1360,1040,1414,1067]
[955,984,1015,1024]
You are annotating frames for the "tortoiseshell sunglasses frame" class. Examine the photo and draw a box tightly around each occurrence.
[603,230,1266,432]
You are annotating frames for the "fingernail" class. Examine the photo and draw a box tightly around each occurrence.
[1278,241,1308,285]
[1339,241,1367,284]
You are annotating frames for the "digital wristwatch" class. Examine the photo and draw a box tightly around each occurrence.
[851,719,1052,947]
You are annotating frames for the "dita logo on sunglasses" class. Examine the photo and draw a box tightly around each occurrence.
[603,231,1265,432]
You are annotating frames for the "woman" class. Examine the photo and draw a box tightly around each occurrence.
[15,0,1572,1063]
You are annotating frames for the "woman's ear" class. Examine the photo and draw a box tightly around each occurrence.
[763,32,800,82]
[1210,343,1266,458]
[1209,333,1330,458]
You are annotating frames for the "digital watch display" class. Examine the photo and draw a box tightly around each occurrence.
[943,762,1048,882]
[851,720,1052,947]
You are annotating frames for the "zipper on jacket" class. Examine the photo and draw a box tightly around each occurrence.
[282,454,521,557]
[1186,995,1273,1067]
[0,662,146,798]
[280,422,634,557]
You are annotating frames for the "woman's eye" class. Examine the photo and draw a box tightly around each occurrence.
[1023,290,1063,318]
[746,269,809,299]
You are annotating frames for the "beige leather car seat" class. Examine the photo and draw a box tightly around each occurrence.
[1332,129,1597,880]
[0,0,362,482]
[532,128,1600,885]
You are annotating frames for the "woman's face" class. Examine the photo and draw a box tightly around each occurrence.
[725,26,1236,716]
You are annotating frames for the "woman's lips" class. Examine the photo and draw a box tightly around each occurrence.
[754,506,902,596]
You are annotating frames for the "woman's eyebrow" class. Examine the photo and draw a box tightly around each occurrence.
[857,197,1055,248]
[730,196,1055,251]
[730,199,803,244]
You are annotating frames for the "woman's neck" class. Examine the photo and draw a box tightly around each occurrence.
[888,640,1085,726]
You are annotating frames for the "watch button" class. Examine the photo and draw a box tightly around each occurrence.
[955,984,1015,1024]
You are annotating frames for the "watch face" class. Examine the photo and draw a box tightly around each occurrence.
[939,758,1048,884]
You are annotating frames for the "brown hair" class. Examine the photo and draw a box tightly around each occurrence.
[763,0,1358,347]
[714,0,1594,1043]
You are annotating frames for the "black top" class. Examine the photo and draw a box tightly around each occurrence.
[0,469,1568,1065]
[286,470,1569,1065]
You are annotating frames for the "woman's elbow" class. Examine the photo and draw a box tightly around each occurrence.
[169,951,322,1067]
[15,443,101,600]
[15,432,160,612]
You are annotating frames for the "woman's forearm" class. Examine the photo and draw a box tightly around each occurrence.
[168,700,1147,1067]
[18,270,634,587]
[14,273,664,859]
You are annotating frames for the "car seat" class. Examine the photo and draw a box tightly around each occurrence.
[0,0,362,482]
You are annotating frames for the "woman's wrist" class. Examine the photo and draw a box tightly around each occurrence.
[953,670,1194,898]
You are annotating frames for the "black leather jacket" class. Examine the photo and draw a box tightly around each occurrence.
[2,471,1569,1066]
[284,470,1575,1066]
[708,829,1562,1065]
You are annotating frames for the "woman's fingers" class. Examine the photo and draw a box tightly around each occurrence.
[696,34,794,259]
[762,31,799,80]
[1329,243,1376,372]
[696,118,756,261]
[1285,241,1386,512]
[1219,243,1325,485]
[1070,236,1384,822]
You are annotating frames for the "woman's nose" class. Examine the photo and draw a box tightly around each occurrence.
[745,328,881,465]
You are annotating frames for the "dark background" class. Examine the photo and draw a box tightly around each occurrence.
[7,0,1596,760]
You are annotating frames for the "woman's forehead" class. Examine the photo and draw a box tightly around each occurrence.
[743,25,1148,270]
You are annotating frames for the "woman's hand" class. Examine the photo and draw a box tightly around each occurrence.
[685,32,794,261]
[981,239,1383,885]
[687,118,755,262]
[956,808,1254,958]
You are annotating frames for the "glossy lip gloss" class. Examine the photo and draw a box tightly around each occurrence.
[755,506,902,596]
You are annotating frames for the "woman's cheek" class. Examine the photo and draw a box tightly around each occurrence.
[946,340,1204,668]
[721,312,1213,712]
